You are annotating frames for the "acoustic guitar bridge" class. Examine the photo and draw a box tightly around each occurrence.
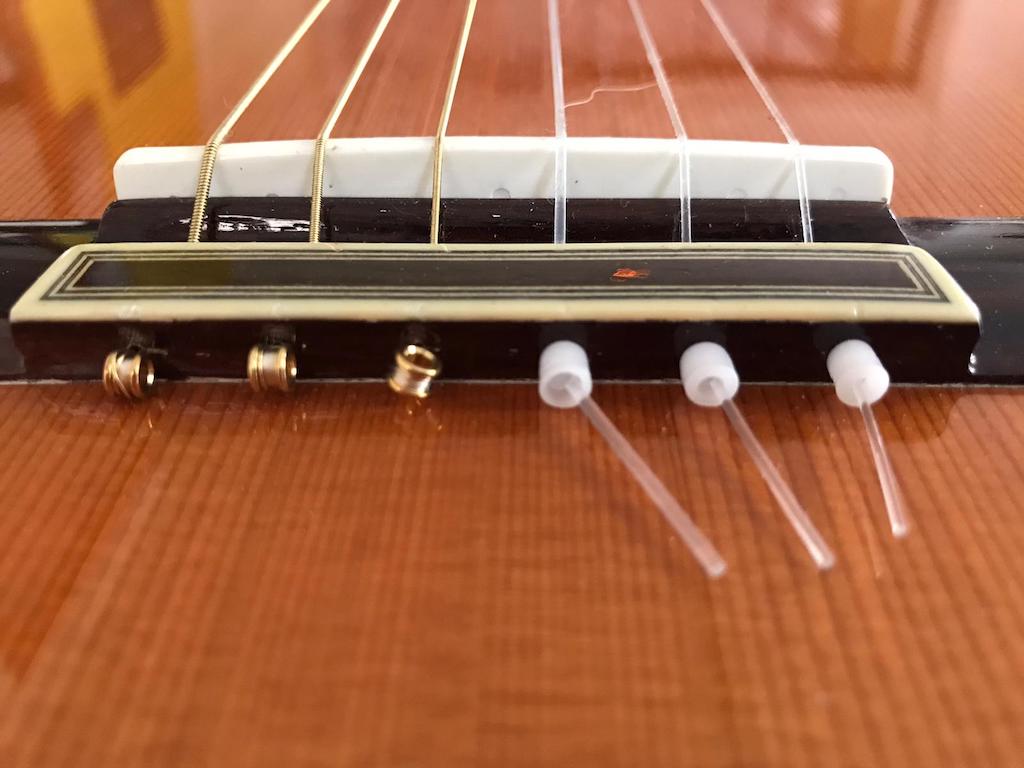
[9,240,979,386]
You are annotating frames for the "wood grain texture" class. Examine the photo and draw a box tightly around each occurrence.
[2,382,1024,767]
[1,0,1024,766]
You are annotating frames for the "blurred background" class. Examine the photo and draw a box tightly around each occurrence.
[1,0,1021,219]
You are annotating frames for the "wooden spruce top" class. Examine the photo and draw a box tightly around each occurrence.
[3,382,1024,768]
[2,1,1024,766]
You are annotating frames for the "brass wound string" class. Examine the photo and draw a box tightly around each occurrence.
[697,0,814,242]
[546,0,568,245]
[187,0,334,243]
[429,0,479,246]
[309,0,401,243]
[626,0,692,243]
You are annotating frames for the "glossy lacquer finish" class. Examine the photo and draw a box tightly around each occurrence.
[2,1,1024,767]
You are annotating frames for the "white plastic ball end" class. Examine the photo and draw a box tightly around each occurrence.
[538,340,593,408]
[827,339,889,407]
[680,342,740,407]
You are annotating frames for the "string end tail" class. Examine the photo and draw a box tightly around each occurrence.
[720,394,835,570]
[859,399,911,539]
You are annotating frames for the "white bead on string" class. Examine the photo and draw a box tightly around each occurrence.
[539,341,727,578]
[827,340,910,538]
[680,342,836,569]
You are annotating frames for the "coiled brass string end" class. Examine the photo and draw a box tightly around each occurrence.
[102,349,155,400]
[247,343,297,393]
[388,344,441,398]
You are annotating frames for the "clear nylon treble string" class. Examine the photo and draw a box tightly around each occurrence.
[697,0,813,243]
[709,380,835,569]
[546,0,568,245]
[856,381,910,538]
[543,9,723,576]
[577,394,727,578]
[626,0,692,243]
